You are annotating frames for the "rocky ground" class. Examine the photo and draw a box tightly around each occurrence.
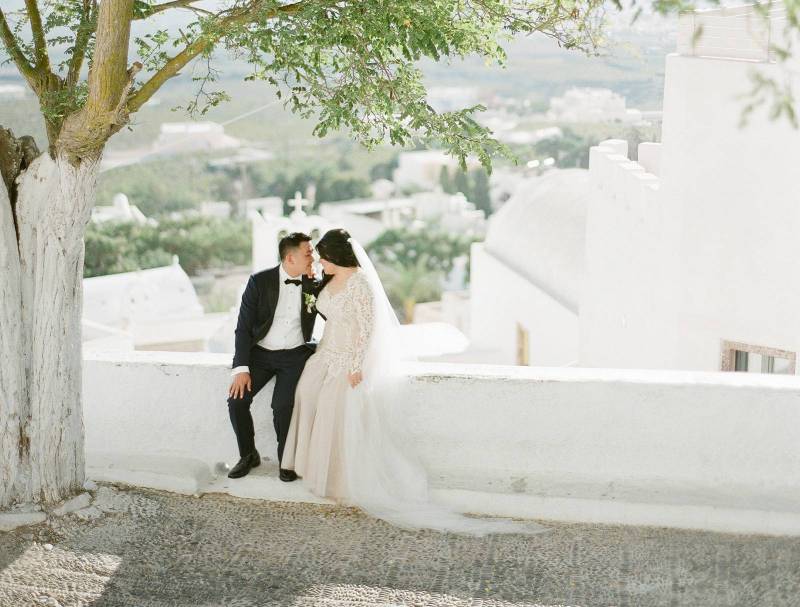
[1,485,799,607]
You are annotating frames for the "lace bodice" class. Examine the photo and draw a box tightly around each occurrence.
[315,270,375,376]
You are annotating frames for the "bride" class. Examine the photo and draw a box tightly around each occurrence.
[282,229,545,536]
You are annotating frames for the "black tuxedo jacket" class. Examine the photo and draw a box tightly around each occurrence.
[232,265,328,369]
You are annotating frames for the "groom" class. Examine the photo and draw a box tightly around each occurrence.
[226,232,324,481]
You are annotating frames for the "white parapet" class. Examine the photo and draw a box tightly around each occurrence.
[84,351,800,536]
[589,139,660,204]
[637,142,662,176]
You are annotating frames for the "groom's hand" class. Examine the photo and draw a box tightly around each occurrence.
[229,372,252,399]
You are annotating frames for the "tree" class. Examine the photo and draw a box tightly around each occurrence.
[379,257,443,323]
[470,168,492,216]
[532,127,599,168]
[0,0,610,508]
[368,225,475,277]
[369,153,399,181]
[83,216,252,278]
[439,165,454,194]
[453,168,470,198]
[439,166,491,215]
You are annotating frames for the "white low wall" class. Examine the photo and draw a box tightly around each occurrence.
[83,351,800,535]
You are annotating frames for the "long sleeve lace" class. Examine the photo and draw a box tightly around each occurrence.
[349,275,375,374]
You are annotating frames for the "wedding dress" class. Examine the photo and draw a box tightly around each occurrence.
[283,241,547,536]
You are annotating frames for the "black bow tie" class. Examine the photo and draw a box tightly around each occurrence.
[284,278,302,286]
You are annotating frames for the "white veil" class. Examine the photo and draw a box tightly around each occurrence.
[342,239,548,536]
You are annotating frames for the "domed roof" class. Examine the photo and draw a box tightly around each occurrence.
[112,192,130,209]
[484,169,590,312]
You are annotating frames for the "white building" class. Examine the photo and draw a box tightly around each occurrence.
[370,178,396,200]
[82,260,228,352]
[316,199,386,246]
[469,169,590,365]
[547,87,643,123]
[467,4,800,375]
[582,4,800,374]
[250,192,332,272]
[318,190,487,246]
[392,150,480,191]
[91,193,150,225]
[207,147,273,168]
[153,121,239,155]
[199,201,232,219]
[242,196,284,218]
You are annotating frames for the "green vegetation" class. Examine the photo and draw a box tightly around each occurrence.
[96,157,222,216]
[379,257,443,324]
[84,216,251,278]
[96,145,393,217]
[500,123,661,170]
[249,167,371,211]
[439,166,492,215]
[369,225,475,276]
[369,225,476,321]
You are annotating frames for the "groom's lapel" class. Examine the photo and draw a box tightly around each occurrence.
[267,266,280,314]
[300,274,314,317]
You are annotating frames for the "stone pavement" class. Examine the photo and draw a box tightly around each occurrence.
[1,485,799,607]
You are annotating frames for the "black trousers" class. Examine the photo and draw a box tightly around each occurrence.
[227,344,312,464]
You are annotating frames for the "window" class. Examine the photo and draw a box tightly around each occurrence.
[516,324,530,366]
[721,340,796,375]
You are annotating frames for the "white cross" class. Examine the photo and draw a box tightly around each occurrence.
[289,191,311,217]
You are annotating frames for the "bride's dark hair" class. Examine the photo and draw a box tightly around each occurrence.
[316,228,360,268]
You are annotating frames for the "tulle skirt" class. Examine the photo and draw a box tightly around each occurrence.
[284,354,549,536]
[282,352,349,500]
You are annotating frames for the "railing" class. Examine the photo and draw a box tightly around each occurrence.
[678,3,788,62]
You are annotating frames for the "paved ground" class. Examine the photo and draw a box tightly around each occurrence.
[1,485,799,607]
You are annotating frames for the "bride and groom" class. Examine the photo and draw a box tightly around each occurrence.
[226,228,543,535]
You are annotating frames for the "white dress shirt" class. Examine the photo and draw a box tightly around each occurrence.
[231,264,305,376]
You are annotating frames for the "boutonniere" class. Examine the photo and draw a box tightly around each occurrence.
[304,293,317,314]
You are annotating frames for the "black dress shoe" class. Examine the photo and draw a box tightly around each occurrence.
[228,450,260,479]
[279,468,298,482]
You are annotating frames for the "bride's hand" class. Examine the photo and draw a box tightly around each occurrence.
[348,371,363,388]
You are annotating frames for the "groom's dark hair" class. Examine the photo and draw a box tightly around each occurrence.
[279,232,312,260]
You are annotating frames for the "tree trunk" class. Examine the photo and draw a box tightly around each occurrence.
[0,155,25,508]
[0,153,98,508]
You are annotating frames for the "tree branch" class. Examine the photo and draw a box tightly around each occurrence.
[127,0,305,113]
[57,0,138,160]
[86,0,136,117]
[136,0,214,20]
[0,8,38,87]
[24,0,50,72]
[67,0,97,88]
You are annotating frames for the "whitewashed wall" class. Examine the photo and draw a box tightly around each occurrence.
[582,52,800,371]
[657,53,800,370]
[581,140,669,369]
[470,244,579,366]
[84,351,800,535]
